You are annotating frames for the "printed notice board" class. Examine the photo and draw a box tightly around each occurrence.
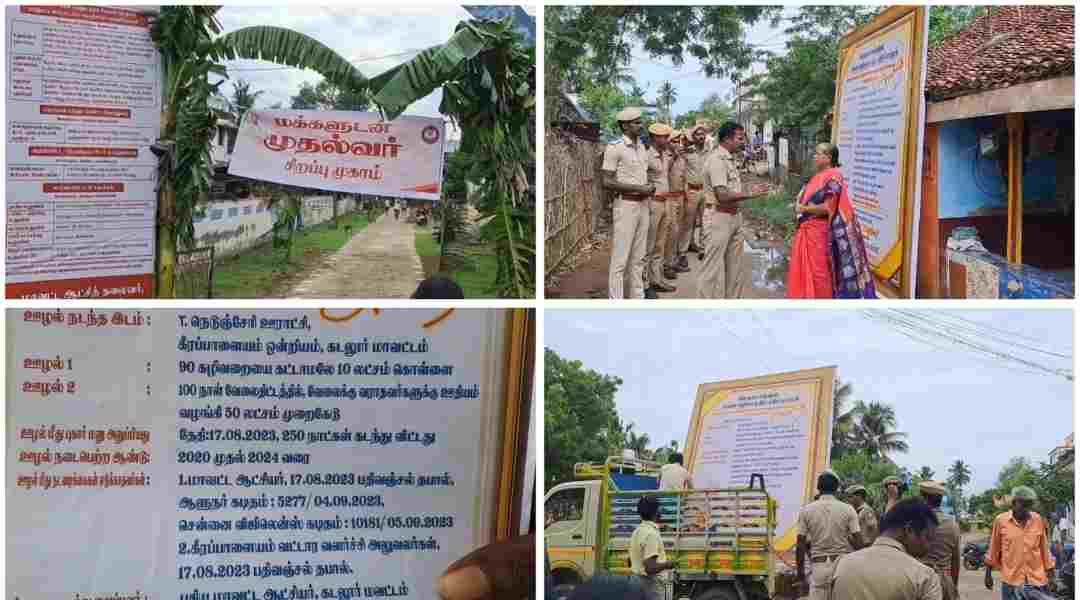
[833,7,929,298]
[685,367,836,563]
[5,6,162,299]
[7,308,529,600]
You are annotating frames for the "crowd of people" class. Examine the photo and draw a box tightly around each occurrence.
[600,108,877,299]
[566,459,1060,600]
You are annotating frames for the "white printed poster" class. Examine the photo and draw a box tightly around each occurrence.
[229,110,446,201]
[5,5,161,299]
[833,7,928,295]
[7,308,512,600]
[686,368,834,557]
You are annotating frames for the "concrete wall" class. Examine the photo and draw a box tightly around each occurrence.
[192,195,361,258]
[937,111,1071,218]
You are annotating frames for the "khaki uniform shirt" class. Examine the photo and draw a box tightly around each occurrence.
[703,145,741,205]
[685,145,709,188]
[658,464,692,491]
[602,135,649,187]
[647,147,672,194]
[630,520,668,582]
[830,536,943,600]
[856,503,879,545]
[797,494,861,558]
[920,509,960,573]
[668,152,687,193]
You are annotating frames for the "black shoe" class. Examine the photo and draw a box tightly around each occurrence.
[655,282,677,293]
[644,287,659,299]
[698,251,705,261]
[664,267,679,280]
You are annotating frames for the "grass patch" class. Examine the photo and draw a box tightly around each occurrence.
[742,176,803,242]
[414,230,499,299]
[177,211,372,298]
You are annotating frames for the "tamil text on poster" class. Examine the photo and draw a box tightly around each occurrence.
[6,6,160,299]
[8,308,507,600]
[228,110,446,201]
[833,7,928,297]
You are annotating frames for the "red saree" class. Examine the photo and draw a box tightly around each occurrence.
[786,168,876,299]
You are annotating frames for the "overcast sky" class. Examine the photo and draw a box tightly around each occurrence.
[628,8,797,117]
[545,309,1074,494]
[215,5,534,137]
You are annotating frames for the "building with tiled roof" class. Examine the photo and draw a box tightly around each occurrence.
[926,6,1074,102]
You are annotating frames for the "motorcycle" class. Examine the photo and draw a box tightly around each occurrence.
[963,541,988,571]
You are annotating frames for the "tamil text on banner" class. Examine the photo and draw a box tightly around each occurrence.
[833,7,928,298]
[7,308,524,600]
[685,367,835,564]
[228,110,446,201]
[5,5,160,299]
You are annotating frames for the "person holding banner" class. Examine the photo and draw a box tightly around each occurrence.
[786,142,877,299]
[437,533,535,600]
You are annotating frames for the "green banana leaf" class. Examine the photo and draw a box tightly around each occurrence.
[218,26,368,92]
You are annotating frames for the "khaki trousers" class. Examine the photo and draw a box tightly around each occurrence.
[809,559,837,600]
[665,194,683,266]
[609,198,650,299]
[645,197,670,286]
[680,189,704,253]
[696,210,747,299]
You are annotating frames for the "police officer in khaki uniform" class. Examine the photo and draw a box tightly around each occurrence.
[679,123,710,268]
[665,129,689,279]
[797,470,865,600]
[630,496,676,600]
[602,108,654,299]
[830,497,943,600]
[698,121,770,299]
[645,123,676,296]
[918,481,961,600]
[846,485,879,545]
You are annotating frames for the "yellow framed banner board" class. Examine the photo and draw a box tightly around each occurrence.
[7,308,531,600]
[833,7,929,298]
[685,367,836,560]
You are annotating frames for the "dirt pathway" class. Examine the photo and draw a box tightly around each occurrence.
[286,212,424,298]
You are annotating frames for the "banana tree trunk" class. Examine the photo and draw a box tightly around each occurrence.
[156,177,177,298]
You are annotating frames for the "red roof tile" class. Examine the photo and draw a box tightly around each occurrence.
[926,6,1074,101]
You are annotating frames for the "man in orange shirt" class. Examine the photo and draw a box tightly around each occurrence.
[985,486,1056,599]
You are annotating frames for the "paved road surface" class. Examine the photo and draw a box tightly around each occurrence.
[287,212,423,298]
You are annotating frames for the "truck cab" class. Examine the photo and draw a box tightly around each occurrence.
[545,456,776,600]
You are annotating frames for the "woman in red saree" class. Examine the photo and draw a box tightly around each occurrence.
[786,143,876,299]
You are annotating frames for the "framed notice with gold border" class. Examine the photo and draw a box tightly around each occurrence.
[833,6,929,298]
[684,367,836,563]
[5,307,534,600]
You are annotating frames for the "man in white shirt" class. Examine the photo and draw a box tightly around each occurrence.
[659,453,693,491]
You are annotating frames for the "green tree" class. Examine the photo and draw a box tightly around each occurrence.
[229,79,264,123]
[832,452,904,515]
[657,81,677,123]
[289,78,371,111]
[830,381,859,459]
[544,348,623,487]
[546,5,778,95]
[852,401,910,460]
[928,6,985,47]
[622,423,652,460]
[675,92,732,130]
[653,440,679,465]
[916,466,936,480]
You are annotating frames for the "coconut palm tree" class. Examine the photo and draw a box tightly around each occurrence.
[657,80,678,123]
[830,381,859,459]
[229,79,264,124]
[947,460,972,496]
[852,401,910,461]
[916,466,936,480]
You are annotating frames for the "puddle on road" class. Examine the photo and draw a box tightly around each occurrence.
[745,239,789,295]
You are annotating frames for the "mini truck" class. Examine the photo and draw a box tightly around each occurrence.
[545,455,777,600]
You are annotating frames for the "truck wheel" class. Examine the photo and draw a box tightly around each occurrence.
[692,586,739,600]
